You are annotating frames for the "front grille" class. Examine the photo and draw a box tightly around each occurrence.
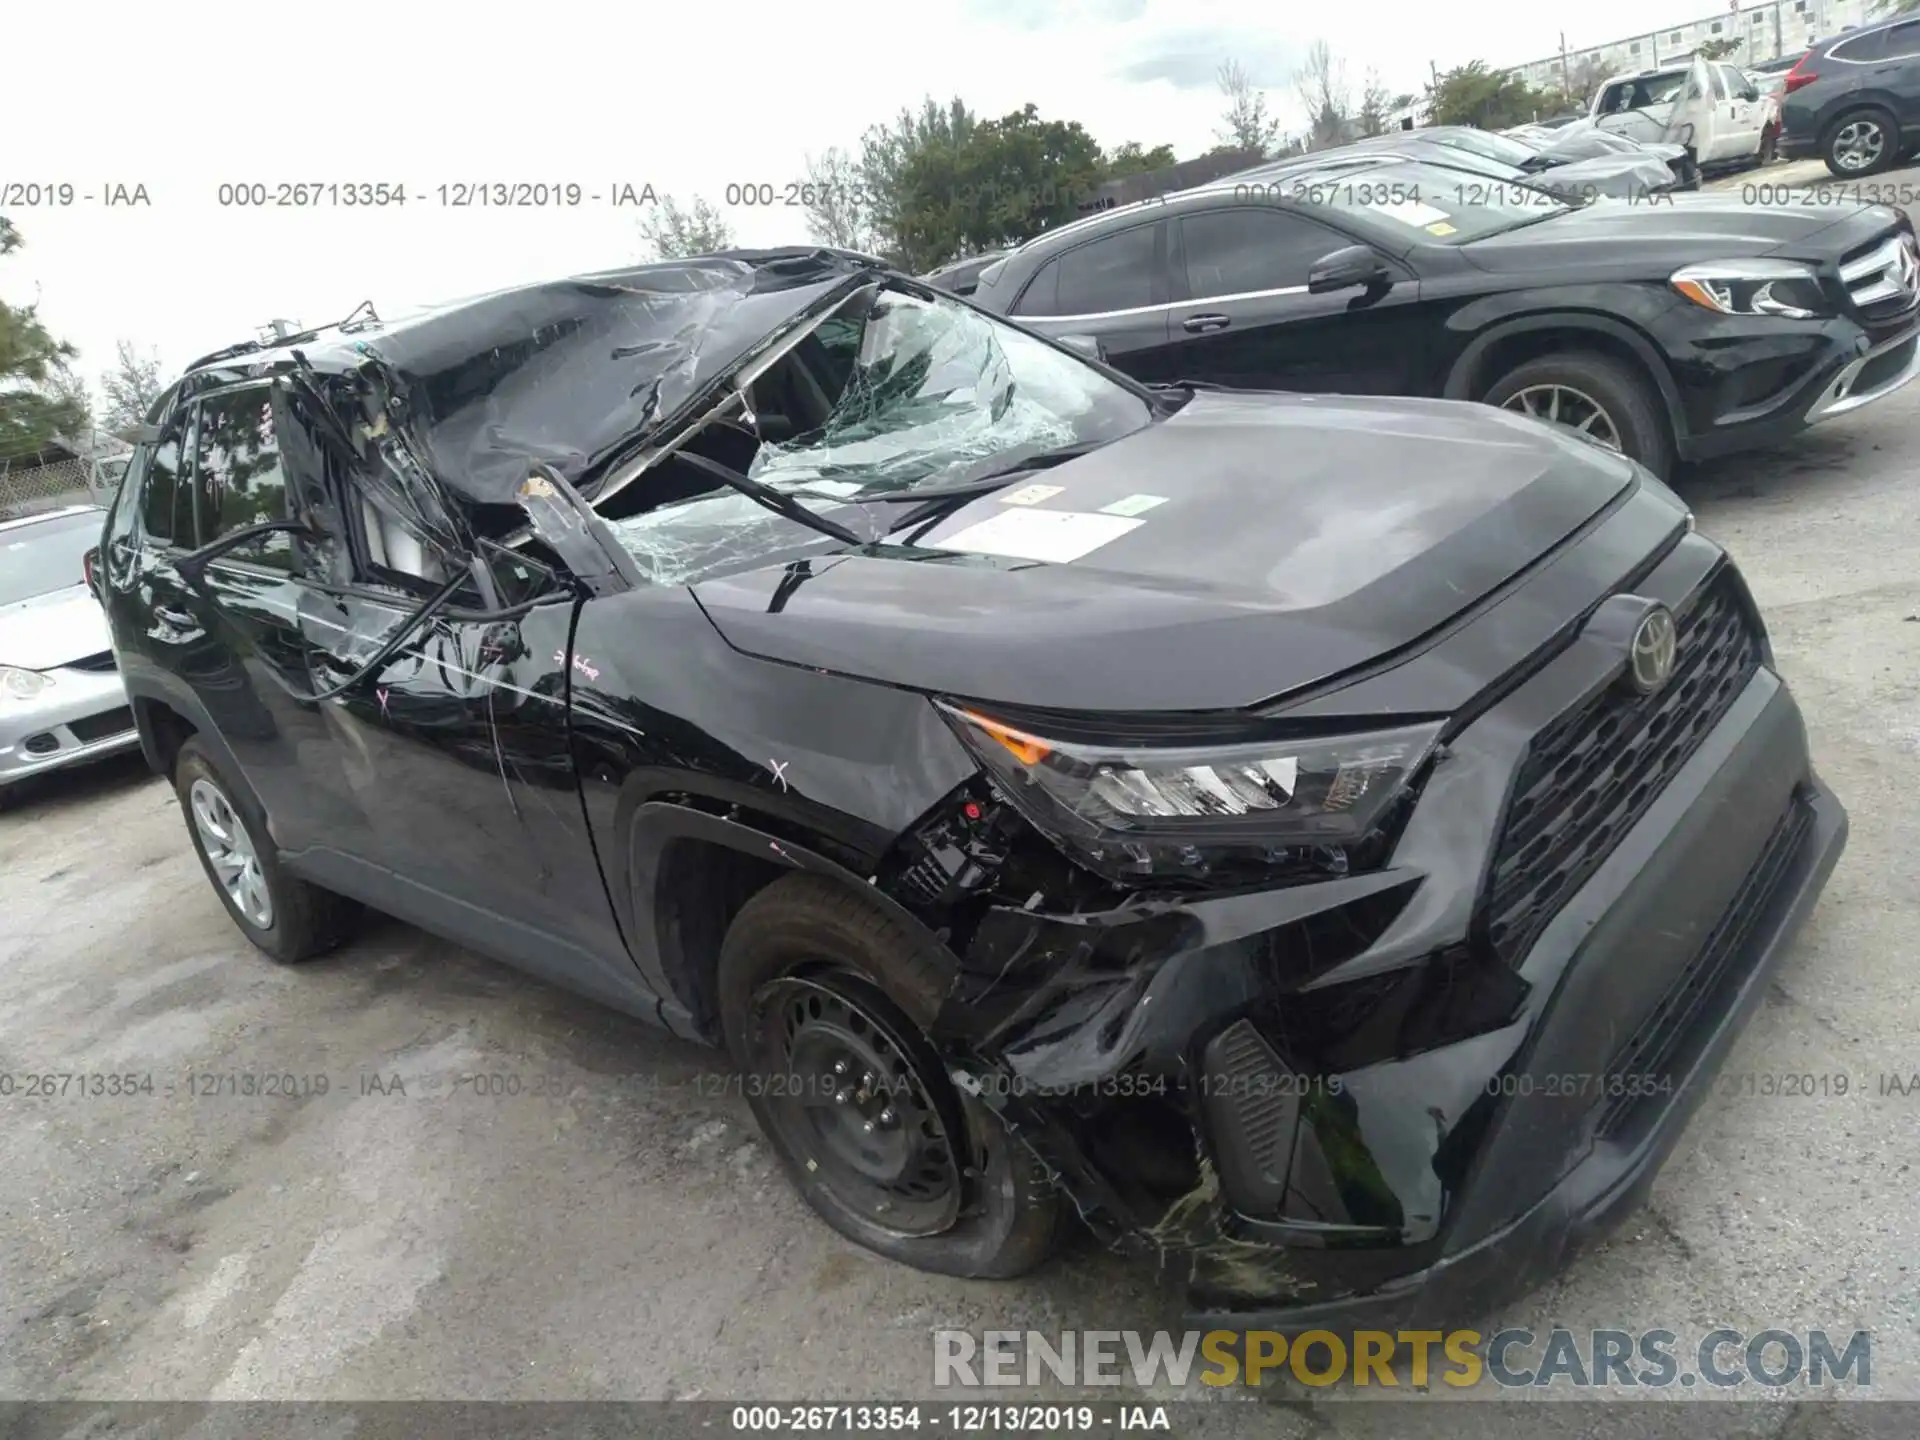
[1483,570,1763,969]
[65,650,118,673]
[1595,796,1813,1137]
[1838,231,1920,316]
[67,706,135,743]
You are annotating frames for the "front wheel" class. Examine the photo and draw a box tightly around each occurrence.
[717,874,1060,1279]
[1481,350,1676,479]
[1824,108,1897,177]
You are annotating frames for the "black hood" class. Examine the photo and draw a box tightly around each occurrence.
[1462,193,1894,273]
[690,390,1638,713]
[350,249,879,506]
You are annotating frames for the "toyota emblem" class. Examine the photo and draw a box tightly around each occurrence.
[1627,605,1679,695]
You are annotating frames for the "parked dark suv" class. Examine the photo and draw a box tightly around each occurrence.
[99,250,1846,1328]
[1779,19,1920,175]
[967,152,1920,477]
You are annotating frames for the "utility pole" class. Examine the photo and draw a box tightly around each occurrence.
[1561,31,1572,99]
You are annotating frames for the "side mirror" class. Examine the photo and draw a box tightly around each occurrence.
[1057,333,1108,362]
[1742,85,1760,102]
[1307,245,1389,295]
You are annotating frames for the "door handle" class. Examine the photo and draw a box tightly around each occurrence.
[1182,313,1232,333]
[154,604,195,627]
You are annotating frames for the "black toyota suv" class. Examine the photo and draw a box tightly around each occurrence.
[98,250,1846,1329]
[967,152,1920,477]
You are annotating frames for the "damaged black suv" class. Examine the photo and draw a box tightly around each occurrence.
[98,250,1846,1328]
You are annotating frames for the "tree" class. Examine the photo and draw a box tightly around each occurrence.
[1295,40,1353,150]
[1562,55,1606,110]
[800,146,877,253]
[1426,60,1546,130]
[1102,141,1179,178]
[1358,69,1393,137]
[890,103,1108,272]
[1214,59,1280,157]
[0,217,88,460]
[637,194,734,260]
[1696,37,1742,61]
[857,97,979,263]
[101,338,164,437]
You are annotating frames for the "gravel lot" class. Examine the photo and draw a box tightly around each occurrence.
[4,173,1919,1431]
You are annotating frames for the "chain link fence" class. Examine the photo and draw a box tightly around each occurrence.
[0,434,130,522]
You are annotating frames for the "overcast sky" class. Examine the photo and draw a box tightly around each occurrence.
[7,0,1736,402]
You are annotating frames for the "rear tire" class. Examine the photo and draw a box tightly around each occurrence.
[717,873,1060,1279]
[173,738,359,963]
[1480,350,1676,479]
[1823,107,1898,177]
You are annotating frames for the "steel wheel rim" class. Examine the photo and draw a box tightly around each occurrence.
[751,973,963,1236]
[188,778,273,928]
[1834,120,1884,172]
[1501,384,1623,451]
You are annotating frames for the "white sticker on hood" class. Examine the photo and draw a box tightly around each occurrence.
[999,483,1065,506]
[1099,493,1168,517]
[939,508,1142,563]
[1368,197,1452,228]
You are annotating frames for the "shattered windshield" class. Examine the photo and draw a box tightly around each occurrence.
[603,285,1154,584]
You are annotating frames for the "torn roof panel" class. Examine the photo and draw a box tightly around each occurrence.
[224,249,883,509]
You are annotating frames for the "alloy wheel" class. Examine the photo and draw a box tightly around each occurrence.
[1833,119,1885,173]
[753,973,964,1236]
[1500,384,1623,451]
[188,777,273,928]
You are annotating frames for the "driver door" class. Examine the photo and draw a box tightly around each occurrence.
[299,471,631,982]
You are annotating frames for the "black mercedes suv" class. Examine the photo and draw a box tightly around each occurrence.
[98,250,1846,1329]
[966,153,1920,478]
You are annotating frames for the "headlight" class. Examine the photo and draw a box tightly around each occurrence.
[1670,259,1830,319]
[936,701,1443,883]
[0,666,52,700]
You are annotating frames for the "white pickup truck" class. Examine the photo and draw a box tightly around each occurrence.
[1585,55,1772,169]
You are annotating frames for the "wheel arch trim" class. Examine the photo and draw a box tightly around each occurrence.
[619,799,956,1042]
[1443,311,1688,441]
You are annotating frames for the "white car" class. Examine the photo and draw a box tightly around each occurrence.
[0,504,138,806]
[1587,55,1772,168]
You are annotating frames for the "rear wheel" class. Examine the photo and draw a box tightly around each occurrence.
[1824,108,1897,177]
[717,874,1060,1278]
[174,739,359,963]
[1480,350,1675,479]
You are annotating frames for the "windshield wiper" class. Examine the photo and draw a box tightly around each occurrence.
[878,441,1111,537]
[671,448,864,546]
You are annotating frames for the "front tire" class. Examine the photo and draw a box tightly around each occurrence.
[1824,108,1898,177]
[173,739,359,963]
[717,873,1060,1279]
[1481,350,1676,479]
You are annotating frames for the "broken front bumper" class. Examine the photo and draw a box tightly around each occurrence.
[944,557,1846,1330]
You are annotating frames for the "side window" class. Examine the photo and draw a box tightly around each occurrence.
[1017,226,1158,317]
[1883,20,1920,57]
[192,385,294,570]
[1834,29,1887,61]
[1707,65,1730,101]
[1180,208,1349,299]
[1011,258,1060,317]
[139,427,190,547]
[1718,64,1746,99]
[1054,226,1157,315]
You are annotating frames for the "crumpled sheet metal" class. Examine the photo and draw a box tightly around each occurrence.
[348,251,871,510]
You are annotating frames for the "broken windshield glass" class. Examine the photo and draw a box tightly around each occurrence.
[602,284,1154,586]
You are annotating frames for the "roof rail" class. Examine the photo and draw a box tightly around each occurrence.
[178,299,383,376]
